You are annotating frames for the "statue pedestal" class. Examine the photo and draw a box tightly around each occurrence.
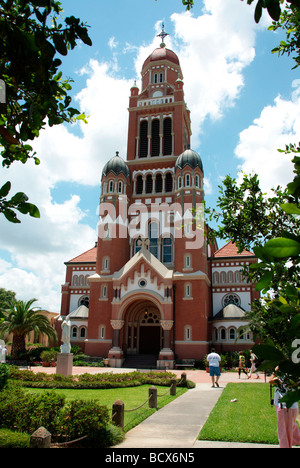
[56,353,73,376]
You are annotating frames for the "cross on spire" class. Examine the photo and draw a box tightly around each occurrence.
[157,23,169,46]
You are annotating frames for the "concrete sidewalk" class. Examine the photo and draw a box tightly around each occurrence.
[114,383,278,449]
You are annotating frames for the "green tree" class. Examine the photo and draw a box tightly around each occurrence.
[0,0,92,223]
[0,288,16,318]
[0,298,57,359]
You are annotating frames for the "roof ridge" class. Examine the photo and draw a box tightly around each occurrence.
[213,241,254,258]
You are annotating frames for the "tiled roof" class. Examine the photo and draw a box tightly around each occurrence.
[213,241,254,258]
[66,246,97,264]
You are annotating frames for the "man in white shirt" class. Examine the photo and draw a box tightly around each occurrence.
[207,348,221,388]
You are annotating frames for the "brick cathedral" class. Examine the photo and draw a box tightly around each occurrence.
[56,31,259,368]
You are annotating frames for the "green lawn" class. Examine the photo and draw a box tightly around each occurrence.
[199,383,282,445]
[27,385,187,433]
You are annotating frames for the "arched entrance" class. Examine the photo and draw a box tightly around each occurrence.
[124,300,162,356]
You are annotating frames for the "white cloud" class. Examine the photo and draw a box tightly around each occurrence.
[169,0,262,147]
[235,79,300,192]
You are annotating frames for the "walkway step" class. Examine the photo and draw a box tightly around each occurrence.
[114,383,223,448]
[122,354,157,369]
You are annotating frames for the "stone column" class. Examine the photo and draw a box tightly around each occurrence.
[157,320,174,369]
[108,320,125,368]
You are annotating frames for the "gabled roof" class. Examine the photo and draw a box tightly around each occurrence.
[114,246,172,282]
[213,241,254,259]
[66,246,97,264]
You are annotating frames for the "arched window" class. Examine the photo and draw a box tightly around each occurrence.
[165,172,173,192]
[134,238,142,254]
[151,119,160,157]
[162,237,173,264]
[195,175,200,187]
[73,275,78,286]
[72,326,77,338]
[136,175,143,194]
[139,120,148,158]
[223,293,241,307]
[220,272,226,283]
[109,180,114,193]
[103,257,110,271]
[80,327,86,338]
[79,296,89,307]
[229,328,236,340]
[184,283,192,298]
[184,325,192,341]
[155,173,163,193]
[184,253,192,269]
[149,222,159,258]
[146,174,153,194]
[220,328,226,340]
[118,181,123,194]
[185,174,191,187]
[213,272,219,284]
[99,325,106,340]
[235,271,241,283]
[163,118,172,155]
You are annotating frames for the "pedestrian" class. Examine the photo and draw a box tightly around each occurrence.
[248,350,260,379]
[206,348,221,388]
[269,368,300,448]
[238,352,248,379]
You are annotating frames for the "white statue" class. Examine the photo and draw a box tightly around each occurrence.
[1,345,7,363]
[60,318,71,354]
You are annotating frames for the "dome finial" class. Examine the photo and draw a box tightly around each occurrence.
[157,23,169,47]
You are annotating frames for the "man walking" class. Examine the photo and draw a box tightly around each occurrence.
[207,348,221,388]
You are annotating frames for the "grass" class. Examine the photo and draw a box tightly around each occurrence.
[0,429,30,448]
[199,383,281,445]
[26,385,187,433]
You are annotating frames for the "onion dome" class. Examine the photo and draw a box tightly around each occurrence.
[102,152,130,179]
[175,146,204,173]
[142,44,180,69]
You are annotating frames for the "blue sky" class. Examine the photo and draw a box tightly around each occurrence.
[0,0,299,312]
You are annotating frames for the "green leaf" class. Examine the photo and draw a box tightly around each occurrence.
[254,0,263,23]
[53,33,68,56]
[3,208,20,224]
[253,344,286,362]
[255,270,273,291]
[263,237,300,258]
[266,1,281,21]
[280,203,300,216]
[0,181,11,198]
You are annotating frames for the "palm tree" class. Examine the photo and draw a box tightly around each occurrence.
[0,298,57,360]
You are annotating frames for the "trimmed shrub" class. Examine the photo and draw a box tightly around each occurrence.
[0,364,9,391]
[54,399,109,442]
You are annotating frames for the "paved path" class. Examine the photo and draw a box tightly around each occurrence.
[30,366,282,448]
[115,383,223,448]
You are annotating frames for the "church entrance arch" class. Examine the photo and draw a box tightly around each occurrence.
[124,300,162,356]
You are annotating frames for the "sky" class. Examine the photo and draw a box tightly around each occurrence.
[0,0,299,313]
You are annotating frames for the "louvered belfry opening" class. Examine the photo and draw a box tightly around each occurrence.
[151,119,160,157]
[139,120,148,158]
[163,117,172,155]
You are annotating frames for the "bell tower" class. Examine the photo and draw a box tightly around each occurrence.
[126,27,192,164]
